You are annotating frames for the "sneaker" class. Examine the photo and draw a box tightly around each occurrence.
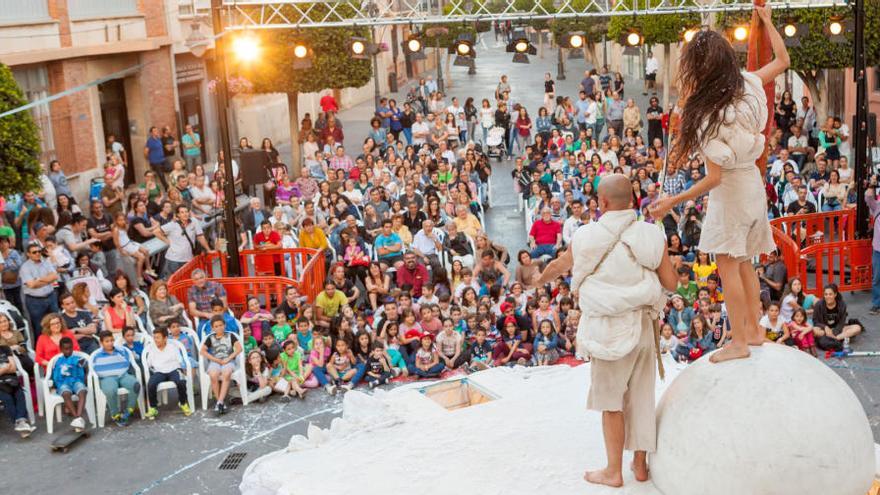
[128,407,136,416]
[391,367,401,377]
[325,384,337,395]
[144,268,158,278]
[179,403,193,416]
[870,307,880,315]
[218,402,227,415]
[341,383,354,392]
[213,402,222,414]
[14,418,30,432]
[280,395,291,403]
[70,417,86,431]
[368,381,377,389]
[118,413,130,427]
[144,407,159,420]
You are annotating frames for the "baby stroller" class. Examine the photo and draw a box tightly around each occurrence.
[485,126,506,162]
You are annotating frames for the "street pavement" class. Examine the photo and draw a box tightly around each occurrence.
[2,34,879,495]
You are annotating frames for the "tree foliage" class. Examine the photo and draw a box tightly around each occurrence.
[715,5,880,72]
[236,27,372,94]
[0,63,42,197]
[608,0,700,46]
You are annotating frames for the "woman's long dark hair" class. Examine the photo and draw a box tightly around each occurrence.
[676,30,744,158]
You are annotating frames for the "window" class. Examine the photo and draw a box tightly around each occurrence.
[179,0,211,19]
[0,0,49,24]
[12,66,55,163]
[69,0,138,19]
[874,67,880,93]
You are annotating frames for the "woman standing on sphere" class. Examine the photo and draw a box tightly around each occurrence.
[650,6,790,363]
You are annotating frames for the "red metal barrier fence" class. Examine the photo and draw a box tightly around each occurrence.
[168,248,326,315]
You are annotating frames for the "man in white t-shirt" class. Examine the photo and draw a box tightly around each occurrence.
[152,205,213,277]
[644,52,659,95]
[786,124,812,168]
[410,113,430,149]
[562,199,584,245]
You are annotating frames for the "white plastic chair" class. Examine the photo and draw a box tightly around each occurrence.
[88,346,146,428]
[0,302,33,352]
[11,354,35,424]
[197,332,249,410]
[142,340,196,412]
[41,351,96,434]
[136,289,153,332]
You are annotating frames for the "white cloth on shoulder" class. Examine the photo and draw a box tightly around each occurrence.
[570,210,666,361]
[700,71,768,170]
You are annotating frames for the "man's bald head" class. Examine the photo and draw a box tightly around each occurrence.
[597,174,633,211]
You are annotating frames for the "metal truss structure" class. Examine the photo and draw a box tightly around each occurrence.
[222,0,840,29]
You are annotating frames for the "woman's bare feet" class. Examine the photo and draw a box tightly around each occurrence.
[584,468,624,488]
[710,342,751,363]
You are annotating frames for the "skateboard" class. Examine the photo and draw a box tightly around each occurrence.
[50,429,90,453]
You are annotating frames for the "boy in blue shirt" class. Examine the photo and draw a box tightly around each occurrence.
[197,299,239,338]
[93,331,141,426]
[52,337,89,431]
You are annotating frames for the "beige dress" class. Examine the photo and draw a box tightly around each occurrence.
[698,72,776,260]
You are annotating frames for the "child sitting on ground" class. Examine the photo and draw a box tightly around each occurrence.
[242,325,258,354]
[659,323,679,355]
[411,332,445,379]
[787,308,817,356]
[93,331,141,426]
[327,339,358,392]
[378,323,408,376]
[417,284,439,306]
[260,332,283,359]
[436,318,466,369]
[493,316,531,366]
[365,342,392,388]
[532,320,560,366]
[308,336,335,394]
[52,337,89,431]
[277,340,309,401]
[271,310,293,345]
[294,318,312,352]
[245,350,271,401]
[468,328,494,372]
[760,302,789,344]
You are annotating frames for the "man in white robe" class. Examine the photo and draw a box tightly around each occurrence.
[538,174,677,488]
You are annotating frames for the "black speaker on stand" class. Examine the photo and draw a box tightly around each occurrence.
[240,150,269,188]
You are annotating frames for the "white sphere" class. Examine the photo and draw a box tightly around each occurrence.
[652,344,875,495]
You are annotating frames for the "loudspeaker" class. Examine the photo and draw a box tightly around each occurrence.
[240,149,269,187]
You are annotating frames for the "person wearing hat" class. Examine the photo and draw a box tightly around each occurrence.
[537,174,678,488]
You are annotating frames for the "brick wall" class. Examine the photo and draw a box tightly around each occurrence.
[140,47,177,135]
[47,59,98,175]
[47,0,72,47]
[138,0,168,38]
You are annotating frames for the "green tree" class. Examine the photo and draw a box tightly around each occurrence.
[549,0,608,72]
[233,27,371,175]
[608,0,700,107]
[716,5,880,121]
[0,63,42,197]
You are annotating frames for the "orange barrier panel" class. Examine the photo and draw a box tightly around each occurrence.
[168,276,298,317]
[167,248,327,313]
[770,210,854,245]
[771,225,803,284]
[798,239,873,296]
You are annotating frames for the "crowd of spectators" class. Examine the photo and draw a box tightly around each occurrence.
[0,58,874,437]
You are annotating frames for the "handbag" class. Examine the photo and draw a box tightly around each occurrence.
[178,221,204,256]
[1,270,18,284]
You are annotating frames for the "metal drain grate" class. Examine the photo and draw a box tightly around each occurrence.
[218,452,247,470]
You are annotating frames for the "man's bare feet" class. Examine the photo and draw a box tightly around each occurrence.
[631,452,650,482]
[584,468,624,488]
[630,462,650,482]
[709,343,750,363]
